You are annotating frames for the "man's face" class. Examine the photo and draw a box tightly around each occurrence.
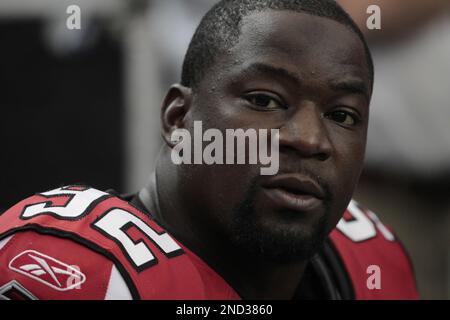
[180,10,371,261]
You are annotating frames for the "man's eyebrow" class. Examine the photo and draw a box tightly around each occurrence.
[243,63,303,87]
[330,79,370,99]
[241,63,370,99]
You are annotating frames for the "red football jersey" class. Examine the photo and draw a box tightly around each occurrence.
[0,186,418,300]
[329,201,418,299]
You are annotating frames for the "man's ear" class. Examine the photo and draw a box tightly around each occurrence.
[161,84,193,147]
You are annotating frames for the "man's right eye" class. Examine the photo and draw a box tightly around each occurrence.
[245,93,286,110]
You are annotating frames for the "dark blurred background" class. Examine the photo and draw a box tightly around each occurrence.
[0,0,448,299]
[0,19,124,207]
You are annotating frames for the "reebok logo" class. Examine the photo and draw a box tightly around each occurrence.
[9,250,86,291]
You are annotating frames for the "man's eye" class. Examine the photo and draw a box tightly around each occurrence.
[246,94,285,110]
[326,110,359,126]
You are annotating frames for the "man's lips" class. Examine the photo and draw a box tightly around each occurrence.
[261,174,325,212]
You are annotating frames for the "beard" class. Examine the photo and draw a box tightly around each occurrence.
[228,175,332,263]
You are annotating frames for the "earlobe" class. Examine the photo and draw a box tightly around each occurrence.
[161,84,193,147]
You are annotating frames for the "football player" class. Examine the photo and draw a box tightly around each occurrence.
[0,0,418,300]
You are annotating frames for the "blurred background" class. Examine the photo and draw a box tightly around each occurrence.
[0,0,448,299]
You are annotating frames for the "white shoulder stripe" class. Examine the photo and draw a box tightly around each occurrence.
[104,265,133,300]
[0,235,14,251]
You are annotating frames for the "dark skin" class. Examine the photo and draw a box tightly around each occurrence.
[141,11,372,299]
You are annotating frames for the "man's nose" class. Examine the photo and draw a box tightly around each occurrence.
[279,102,333,161]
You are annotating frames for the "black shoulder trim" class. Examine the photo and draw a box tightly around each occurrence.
[322,238,355,300]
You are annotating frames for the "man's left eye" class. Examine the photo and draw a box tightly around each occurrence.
[325,110,359,126]
[246,94,285,110]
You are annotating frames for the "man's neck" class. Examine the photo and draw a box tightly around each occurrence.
[138,171,308,300]
[138,172,162,220]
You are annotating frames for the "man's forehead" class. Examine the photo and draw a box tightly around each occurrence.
[225,10,371,86]
[238,10,363,51]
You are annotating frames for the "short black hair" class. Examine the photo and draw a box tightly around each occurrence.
[181,0,374,91]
